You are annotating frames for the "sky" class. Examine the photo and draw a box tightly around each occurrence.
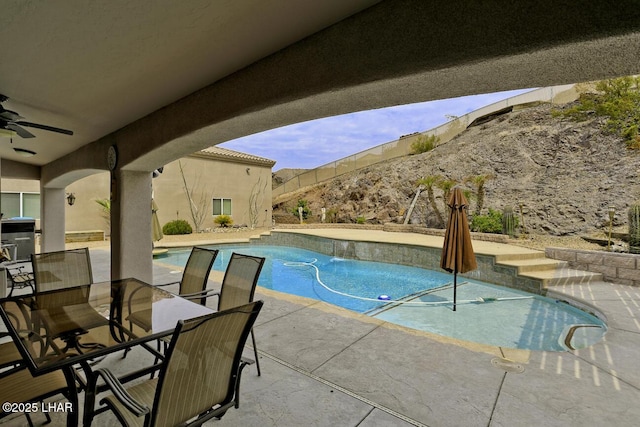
[220,88,533,171]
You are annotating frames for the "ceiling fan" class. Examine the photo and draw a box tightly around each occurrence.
[0,94,73,138]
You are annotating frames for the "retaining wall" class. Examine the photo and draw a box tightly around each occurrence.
[545,247,640,287]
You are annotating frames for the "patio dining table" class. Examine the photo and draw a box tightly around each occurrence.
[0,277,214,426]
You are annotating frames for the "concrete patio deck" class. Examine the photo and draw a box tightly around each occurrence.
[3,228,639,426]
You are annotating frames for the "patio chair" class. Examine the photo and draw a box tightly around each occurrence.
[4,264,35,297]
[196,252,265,376]
[83,301,263,427]
[127,246,218,333]
[0,366,71,426]
[0,301,35,370]
[31,247,93,292]
[0,300,74,427]
[30,248,108,354]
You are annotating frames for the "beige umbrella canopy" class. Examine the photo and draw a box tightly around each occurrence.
[152,198,163,243]
[440,187,477,311]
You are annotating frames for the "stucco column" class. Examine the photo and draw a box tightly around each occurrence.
[110,170,152,283]
[40,186,66,252]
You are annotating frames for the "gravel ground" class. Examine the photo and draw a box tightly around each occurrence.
[508,234,606,252]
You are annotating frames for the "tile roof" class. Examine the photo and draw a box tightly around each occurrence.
[193,146,276,167]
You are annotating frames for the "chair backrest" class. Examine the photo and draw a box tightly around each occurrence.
[179,247,218,304]
[151,300,263,427]
[31,247,93,292]
[218,252,265,312]
[31,248,93,309]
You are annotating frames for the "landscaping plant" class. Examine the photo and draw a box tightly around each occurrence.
[162,219,193,235]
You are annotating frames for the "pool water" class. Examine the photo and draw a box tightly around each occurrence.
[157,245,606,351]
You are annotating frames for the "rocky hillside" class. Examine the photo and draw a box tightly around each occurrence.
[273,102,640,236]
[272,168,308,188]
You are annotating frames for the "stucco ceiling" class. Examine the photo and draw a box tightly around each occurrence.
[2,0,640,179]
[0,0,379,166]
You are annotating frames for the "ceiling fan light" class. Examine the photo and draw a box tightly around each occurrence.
[13,147,36,157]
[0,128,17,138]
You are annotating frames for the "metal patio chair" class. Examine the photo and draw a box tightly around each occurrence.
[0,364,71,427]
[127,246,218,333]
[0,300,74,427]
[83,301,263,427]
[195,252,265,376]
[31,247,93,292]
[4,264,35,297]
[30,248,108,354]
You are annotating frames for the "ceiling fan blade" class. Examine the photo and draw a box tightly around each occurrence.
[17,121,73,136]
[0,109,22,122]
[6,123,35,138]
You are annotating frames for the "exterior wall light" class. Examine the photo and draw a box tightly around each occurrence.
[66,192,76,206]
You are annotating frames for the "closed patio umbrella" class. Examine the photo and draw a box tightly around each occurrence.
[440,187,477,311]
[152,198,163,244]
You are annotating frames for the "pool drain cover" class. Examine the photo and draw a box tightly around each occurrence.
[491,357,525,373]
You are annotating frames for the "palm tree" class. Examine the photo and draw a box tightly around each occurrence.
[417,175,444,227]
[95,198,110,230]
[465,173,495,216]
[437,178,457,226]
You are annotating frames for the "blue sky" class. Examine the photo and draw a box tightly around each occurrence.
[220,88,532,171]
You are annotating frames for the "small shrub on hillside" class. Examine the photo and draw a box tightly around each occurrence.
[326,208,338,223]
[214,214,233,227]
[470,208,503,234]
[291,199,311,220]
[410,134,439,154]
[553,76,640,148]
[356,216,366,224]
[162,219,193,235]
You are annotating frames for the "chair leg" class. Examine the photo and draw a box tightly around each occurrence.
[235,361,250,409]
[150,339,165,379]
[250,328,260,377]
[25,412,34,427]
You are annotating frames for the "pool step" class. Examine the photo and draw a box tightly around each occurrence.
[495,251,603,288]
[494,251,549,262]
[521,268,603,288]
[498,257,567,273]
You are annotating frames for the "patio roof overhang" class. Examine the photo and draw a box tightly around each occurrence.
[1,0,639,186]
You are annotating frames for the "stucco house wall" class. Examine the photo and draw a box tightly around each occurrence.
[2,147,275,235]
[151,148,275,232]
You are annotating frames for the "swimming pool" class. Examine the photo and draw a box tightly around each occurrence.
[157,245,606,351]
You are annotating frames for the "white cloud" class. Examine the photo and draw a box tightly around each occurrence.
[220,88,532,170]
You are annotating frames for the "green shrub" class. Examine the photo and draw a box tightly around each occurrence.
[470,208,503,234]
[553,76,640,148]
[356,216,366,224]
[326,208,338,223]
[214,214,233,228]
[291,199,311,220]
[410,134,439,154]
[162,219,192,235]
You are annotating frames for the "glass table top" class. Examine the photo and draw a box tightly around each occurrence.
[0,278,213,374]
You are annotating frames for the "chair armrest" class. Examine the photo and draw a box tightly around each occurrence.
[154,281,179,288]
[179,289,220,301]
[94,368,149,417]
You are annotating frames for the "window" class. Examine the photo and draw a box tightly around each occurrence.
[0,192,40,219]
[212,198,232,216]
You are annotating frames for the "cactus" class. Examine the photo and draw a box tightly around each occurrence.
[502,205,517,237]
[628,202,640,253]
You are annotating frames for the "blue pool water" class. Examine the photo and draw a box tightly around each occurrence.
[157,245,606,351]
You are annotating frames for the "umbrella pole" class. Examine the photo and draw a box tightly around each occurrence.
[453,270,457,311]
